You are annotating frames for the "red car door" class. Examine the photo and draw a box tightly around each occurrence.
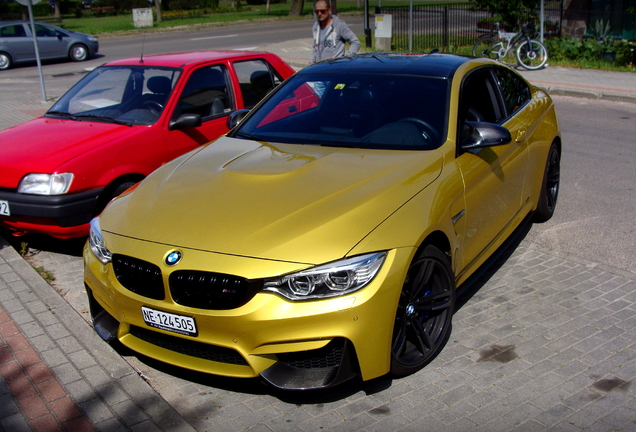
[165,63,234,159]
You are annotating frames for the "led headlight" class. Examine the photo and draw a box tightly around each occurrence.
[263,252,386,301]
[89,217,112,264]
[18,173,74,195]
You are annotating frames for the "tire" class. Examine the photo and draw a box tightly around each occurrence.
[391,245,455,377]
[516,39,548,70]
[534,142,560,222]
[70,44,89,62]
[472,37,499,59]
[0,52,12,70]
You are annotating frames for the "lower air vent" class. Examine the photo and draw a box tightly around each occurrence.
[112,255,164,300]
[276,339,345,369]
[130,325,248,366]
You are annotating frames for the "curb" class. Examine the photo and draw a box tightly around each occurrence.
[0,236,196,432]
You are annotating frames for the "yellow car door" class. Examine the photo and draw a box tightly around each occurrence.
[454,66,531,272]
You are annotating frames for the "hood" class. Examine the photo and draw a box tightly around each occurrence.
[102,136,443,265]
[0,117,138,188]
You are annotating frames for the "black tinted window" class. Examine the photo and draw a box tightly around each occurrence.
[495,67,531,116]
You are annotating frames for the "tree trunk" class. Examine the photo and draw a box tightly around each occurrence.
[155,0,162,22]
[54,0,61,19]
[331,0,337,15]
[289,0,305,16]
[266,0,270,14]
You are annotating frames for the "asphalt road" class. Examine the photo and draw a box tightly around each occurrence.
[526,96,636,274]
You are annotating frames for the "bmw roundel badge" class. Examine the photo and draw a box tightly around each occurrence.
[165,250,182,266]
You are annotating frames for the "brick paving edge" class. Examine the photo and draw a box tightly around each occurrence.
[0,236,197,432]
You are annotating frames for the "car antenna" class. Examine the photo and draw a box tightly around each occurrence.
[139,33,146,63]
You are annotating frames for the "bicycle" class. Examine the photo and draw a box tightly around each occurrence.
[472,22,548,70]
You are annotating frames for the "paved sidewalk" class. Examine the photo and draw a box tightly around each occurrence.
[1,38,636,432]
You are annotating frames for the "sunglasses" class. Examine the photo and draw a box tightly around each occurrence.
[315,9,329,14]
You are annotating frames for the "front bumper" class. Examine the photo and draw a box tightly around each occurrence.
[83,237,413,390]
[0,188,103,238]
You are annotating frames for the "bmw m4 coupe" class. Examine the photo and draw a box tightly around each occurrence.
[84,53,561,390]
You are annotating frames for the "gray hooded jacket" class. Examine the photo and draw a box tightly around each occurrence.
[311,15,360,64]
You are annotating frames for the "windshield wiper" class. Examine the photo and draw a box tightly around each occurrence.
[46,110,77,120]
[73,114,133,126]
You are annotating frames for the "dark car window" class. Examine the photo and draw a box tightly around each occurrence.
[234,73,448,150]
[459,68,504,124]
[494,67,531,116]
[173,65,233,121]
[234,59,283,109]
[34,24,58,37]
[0,24,27,37]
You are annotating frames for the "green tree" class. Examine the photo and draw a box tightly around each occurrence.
[471,0,540,30]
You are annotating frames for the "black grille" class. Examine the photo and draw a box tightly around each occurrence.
[112,255,165,300]
[276,339,345,369]
[129,325,248,366]
[169,270,261,310]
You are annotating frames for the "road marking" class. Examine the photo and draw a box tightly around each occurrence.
[191,34,238,41]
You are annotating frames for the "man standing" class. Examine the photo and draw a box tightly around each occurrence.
[310,0,360,64]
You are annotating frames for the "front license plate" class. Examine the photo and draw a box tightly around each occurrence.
[0,200,9,216]
[141,306,197,337]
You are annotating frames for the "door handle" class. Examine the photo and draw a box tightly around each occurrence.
[515,130,526,143]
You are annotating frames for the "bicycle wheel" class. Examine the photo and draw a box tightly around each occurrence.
[472,37,499,59]
[516,39,548,70]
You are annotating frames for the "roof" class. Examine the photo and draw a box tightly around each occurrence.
[299,53,472,79]
[103,51,276,69]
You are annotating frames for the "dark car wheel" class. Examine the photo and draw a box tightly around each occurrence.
[70,44,89,62]
[391,245,455,377]
[534,142,560,222]
[0,52,12,70]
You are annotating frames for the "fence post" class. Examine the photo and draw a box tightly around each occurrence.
[443,6,449,49]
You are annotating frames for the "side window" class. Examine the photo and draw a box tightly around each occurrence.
[494,67,531,116]
[460,69,504,124]
[233,59,282,109]
[0,25,27,37]
[34,25,57,37]
[173,65,233,120]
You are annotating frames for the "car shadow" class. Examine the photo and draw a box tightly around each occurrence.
[1,214,534,402]
[4,53,105,71]
[0,228,85,258]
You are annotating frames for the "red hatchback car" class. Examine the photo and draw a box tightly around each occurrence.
[0,51,295,238]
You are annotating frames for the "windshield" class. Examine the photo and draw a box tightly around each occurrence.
[233,72,449,150]
[47,66,181,126]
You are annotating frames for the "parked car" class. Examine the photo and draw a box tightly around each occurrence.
[0,20,99,69]
[84,53,561,390]
[0,51,295,238]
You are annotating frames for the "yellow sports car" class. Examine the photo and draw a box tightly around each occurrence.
[84,53,561,390]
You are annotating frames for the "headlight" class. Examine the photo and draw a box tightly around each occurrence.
[263,252,386,301]
[89,217,112,264]
[18,173,74,195]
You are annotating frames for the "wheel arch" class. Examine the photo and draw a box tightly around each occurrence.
[94,173,145,215]
[418,230,452,265]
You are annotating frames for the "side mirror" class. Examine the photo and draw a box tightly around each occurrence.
[226,109,250,130]
[169,113,202,131]
[461,121,512,150]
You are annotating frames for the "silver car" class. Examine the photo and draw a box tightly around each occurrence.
[0,20,99,70]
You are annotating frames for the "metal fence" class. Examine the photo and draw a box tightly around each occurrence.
[373,2,564,52]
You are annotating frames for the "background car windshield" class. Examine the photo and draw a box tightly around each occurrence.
[48,66,181,125]
[236,73,448,150]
